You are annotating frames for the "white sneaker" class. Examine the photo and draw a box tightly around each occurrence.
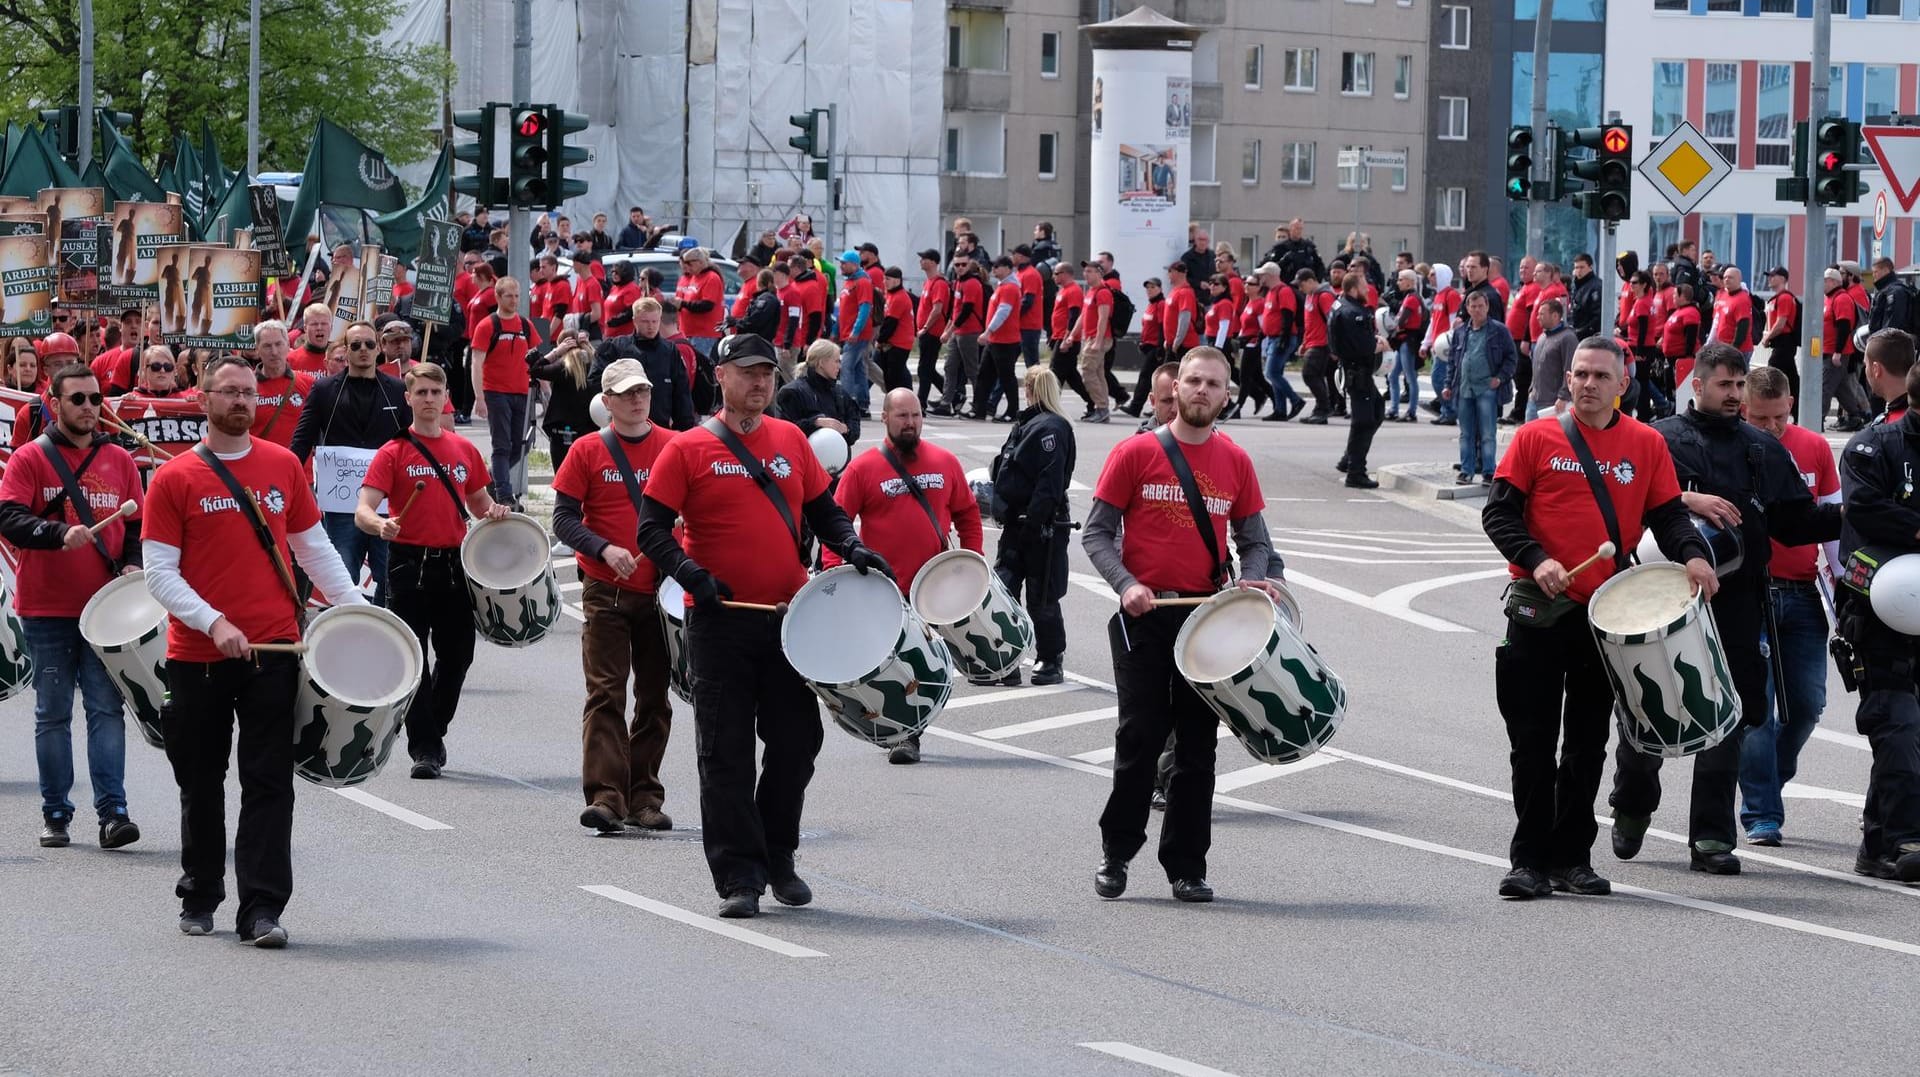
[551,541,573,557]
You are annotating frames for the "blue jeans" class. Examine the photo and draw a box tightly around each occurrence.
[838,338,873,411]
[1263,336,1303,407]
[1430,356,1456,419]
[1739,584,1828,831]
[25,616,127,821]
[688,336,717,359]
[1457,391,1498,477]
[1387,343,1420,413]
[322,511,387,607]
[485,390,530,504]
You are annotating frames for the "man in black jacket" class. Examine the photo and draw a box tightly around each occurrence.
[1869,257,1916,336]
[1265,219,1325,284]
[1568,253,1603,340]
[1180,230,1214,297]
[1329,274,1385,489]
[589,297,695,430]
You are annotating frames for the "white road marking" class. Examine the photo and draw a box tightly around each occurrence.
[1278,537,1497,556]
[1284,570,1476,634]
[943,683,1083,711]
[1783,781,1868,808]
[1274,547,1504,566]
[1212,754,1341,791]
[1072,726,1230,765]
[1284,529,1493,549]
[1078,1042,1241,1077]
[332,788,453,831]
[580,885,826,958]
[1343,498,1388,503]
[1812,727,1872,752]
[558,581,582,593]
[1371,569,1512,619]
[1063,670,1118,693]
[561,603,586,623]
[1268,497,1330,502]
[977,706,1118,740]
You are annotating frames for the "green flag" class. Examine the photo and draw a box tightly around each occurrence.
[201,171,254,242]
[99,113,165,204]
[198,118,236,211]
[163,133,215,235]
[371,143,450,265]
[0,123,81,197]
[81,156,108,190]
[283,118,407,250]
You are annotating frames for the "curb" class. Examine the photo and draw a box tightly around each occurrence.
[1382,462,1489,502]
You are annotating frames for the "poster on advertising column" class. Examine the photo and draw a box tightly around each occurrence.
[1164,77,1191,140]
[1117,144,1179,236]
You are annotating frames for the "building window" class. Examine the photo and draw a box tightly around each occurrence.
[1866,65,1900,120]
[1340,52,1374,96]
[1832,0,1849,13]
[1389,147,1408,191]
[1652,61,1686,139]
[1753,217,1787,274]
[1759,0,1794,11]
[1038,132,1057,179]
[1649,215,1681,260]
[1338,144,1372,190]
[1707,0,1740,12]
[947,25,961,69]
[1436,188,1466,231]
[1284,48,1317,92]
[1281,141,1315,185]
[1654,0,1686,9]
[1243,139,1262,185]
[944,128,960,173]
[1704,62,1738,166]
[1440,5,1470,49]
[1395,55,1412,99]
[1869,0,1899,15]
[1245,44,1264,89]
[1193,124,1217,184]
[1700,216,1734,268]
[1826,220,1840,263]
[1439,96,1469,140]
[1754,64,1792,168]
[1827,65,1847,118]
[1040,32,1059,78]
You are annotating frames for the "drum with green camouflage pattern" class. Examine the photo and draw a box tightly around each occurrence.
[292,604,423,787]
[910,549,1033,680]
[1173,589,1346,765]
[785,566,955,748]
[462,513,562,648]
[78,570,167,749]
[656,577,693,704]
[1587,562,1741,758]
[0,568,32,703]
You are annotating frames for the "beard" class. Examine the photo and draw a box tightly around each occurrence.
[210,408,254,436]
[891,428,920,454]
[1178,396,1224,428]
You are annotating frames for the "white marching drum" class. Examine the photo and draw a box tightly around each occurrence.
[1587,562,1741,757]
[783,566,955,747]
[291,604,424,787]
[0,568,32,703]
[1173,589,1346,764]
[909,549,1033,680]
[78,571,168,749]
[656,576,693,703]
[462,512,561,647]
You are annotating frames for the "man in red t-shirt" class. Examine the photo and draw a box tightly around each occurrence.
[1013,245,1046,373]
[569,257,605,339]
[1069,262,1116,421]
[666,247,725,357]
[1294,267,1339,422]
[1482,337,1714,900]
[1162,263,1201,358]
[1822,268,1869,429]
[552,358,679,832]
[0,364,146,849]
[357,361,505,778]
[1081,346,1285,903]
[877,266,917,392]
[634,333,891,919]
[978,256,1026,421]
[142,355,366,945]
[288,304,333,374]
[602,262,642,341]
[248,321,315,448]
[470,276,544,507]
[936,258,986,417]
[834,250,877,413]
[1709,268,1753,353]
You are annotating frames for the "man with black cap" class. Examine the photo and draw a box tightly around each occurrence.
[1760,266,1800,398]
[637,333,894,919]
[1012,245,1046,376]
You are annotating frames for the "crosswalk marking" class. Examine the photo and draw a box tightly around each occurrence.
[580,885,826,958]
[976,706,1118,740]
[943,683,1083,711]
[1211,754,1340,792]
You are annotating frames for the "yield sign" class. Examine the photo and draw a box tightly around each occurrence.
[1862,125,1920,212]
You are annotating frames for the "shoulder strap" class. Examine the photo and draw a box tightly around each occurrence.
[403,431,472,521]
[1558,412,1628,571]
[259,375,298,439]
[880,443,949,549]
[1153,426,1229,588]
[192,444,304,614]
[33,433,116,571]
[598,426,649,514]
[702,417,806,566]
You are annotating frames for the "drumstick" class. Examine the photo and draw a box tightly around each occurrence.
[721,600,790,614]
[249,642,307,655]
[86,499,138,536]
[390,480,427,524]
[1567,541,1618,579]
[1149,596,1213,607]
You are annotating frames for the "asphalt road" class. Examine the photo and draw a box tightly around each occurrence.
[2,396,1909,1077]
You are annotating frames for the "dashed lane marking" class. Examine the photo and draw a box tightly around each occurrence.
[580,885,827,958]
[332,788,454,831]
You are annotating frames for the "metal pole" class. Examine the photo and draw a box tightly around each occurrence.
[508,0,532,284]
[1526,0,1553,253]
[1799,2,1831,431]
[824,102,839,253]
[246,0,261,174]
[1600,221,1616,336]
[78,0,94,172]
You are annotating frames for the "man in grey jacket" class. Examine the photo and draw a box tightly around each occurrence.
[1527,299,1576,421]
[1444,290,1519,485]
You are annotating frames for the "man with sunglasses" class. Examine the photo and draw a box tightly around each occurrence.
[0,364,146,850]
[291,320,409,606]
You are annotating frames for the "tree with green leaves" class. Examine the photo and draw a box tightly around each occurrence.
[0,0,452,170]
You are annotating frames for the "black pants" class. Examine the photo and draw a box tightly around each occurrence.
[1051,343,1092,410]
[1768,343,1801,401]
[1302,347,1335,415]
[1851,612,1920,856]
[1508,349,1533,419]
[686,605,822,897]
[915,333,945,404]
[978,341,1021,416]
[1131,344,1165,409]
[1099,606,1217,880]
[1340,361,1384,473]
[1494,608,1612,870]
[1610,580,1766,848]
[447,346,475,416]
[1234,341,1270,411]
[546,427,578,475]
[389,544,477,764]
[880,345,913,392]
[164,654,299,930]
[994,524,1068,662]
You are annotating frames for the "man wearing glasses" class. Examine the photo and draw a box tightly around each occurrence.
[664,247,725,359]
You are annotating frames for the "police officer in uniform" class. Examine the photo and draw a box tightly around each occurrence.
[987,366,1075,687]
[1611,342,1841,875]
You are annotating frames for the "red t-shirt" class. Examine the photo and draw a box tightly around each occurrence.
[604,281,642,338]
[1661,305,1701,358]
[570,273,604,322]
[1711,289,1753,347]
[1528,283,1568,341]
[1164,285,1201,351]
[453,272,480,316]
[553,425,676,593]
[1140,295,1166,346]
[1205,296,1235,345]
[1016,265,1045,331]
[1492,276,1511,305]
[796,275,829,343]
[774,284,804,348]
[1629,294,1656,350]
[1768,421,1839,582]
[951,276,986,334]
[363,429,490,549]
[0,437,143,617]
[1051,282,1083,340]
[464,289,499,343]
[1824,290,1857,356]
[1301,288,1336,349]
[1226,274,1247,318]
[1093,430,1264,594]
[823,441,983,594]
[143,441,323,661]
[251,372,316,448]
[729,274,759,323]
[676,267,725,338]
[473,312,542,395]
[1426,287,1463,348]
[883,288,916,352]
[10,397,47,449]
[918,276,951,337]
[837,272,876,343]
[1079,284,1114,347]
[1260,287,1290,338]
[1492,412,1684,604]
[289,344,330,375]
[1765,291,1799,345]
[531,279,568,321]
[1506,282,1539,343]
[643,418,830,606]
[985,278,1024,346]
[91,347,138,394]
[865,265,886,293]
[1237,299,1263,341]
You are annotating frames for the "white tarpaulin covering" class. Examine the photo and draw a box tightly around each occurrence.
[386,0,939,262]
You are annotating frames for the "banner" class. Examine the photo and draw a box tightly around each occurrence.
[411,218,459,325]
[328,244,375,339]
[39,187,108,273]
[248,186,292,276]
[174,246,262,350]
[58,218,102,309]
[0,233,55,337]
[107,201,187,305]
[283,119,408,249]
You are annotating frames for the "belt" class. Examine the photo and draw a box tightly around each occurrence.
[391,543,460,561]
[1769,578,1819,593]
[1153,590,1213,600]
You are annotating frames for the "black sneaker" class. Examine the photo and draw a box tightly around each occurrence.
[1689,845,1742,875]
[1455,473,1477,486]
[1430,417,1456,426]
[38,817,70,848]
[1030,660,1064,686]
[1611,811,1649,860]
[1095,857,1128,899]
[1150,788,1168,811]
[1300,414,1328,425]
[1548,865,1612,896]
[770,873,813,907]
[409,759,441,780]
[718,890,760,919]
[887,736,921,765]
[1345,474,1380,490]
[579,804,624,834]
[179,910,215,936]
[1334,457,1350,473]
[1498,866,1553,899]
[1171,878,1214,903]
[240,916,289,948]
[1855,846,1897,879]
[1895,843,1920,883]
[99,815,141,849]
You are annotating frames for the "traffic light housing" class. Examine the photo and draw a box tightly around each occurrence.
[1505,126,1534,202]
[38,106,80,163]
[508,106,550,208]
[1814,118,1866,207]
[789,110,826,160]
[452,103,503,208]
[1563,125,1633,221]
[543,107,590,208]
[1776,120,1812,205]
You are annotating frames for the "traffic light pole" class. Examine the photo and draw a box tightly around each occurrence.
[78,0,93,172]
[1799,0,1831,432]
[824,103,839,254]
[508,0,533,284]
[1525,0,1553,248]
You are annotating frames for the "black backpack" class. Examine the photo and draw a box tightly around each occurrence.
[1108,285,1136,337]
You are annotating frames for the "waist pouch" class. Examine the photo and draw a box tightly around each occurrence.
[1503,578,1579,629]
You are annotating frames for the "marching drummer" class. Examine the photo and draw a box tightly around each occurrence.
[1081,346,1283,904]
[637,333,893,919]
[355,361,508,781]
[825,387,984,764]
[1482,336,1714,901]
[550,358,680,833]
[0,363,145,851]
[1610,342,1840,877]
[143,354,367,946]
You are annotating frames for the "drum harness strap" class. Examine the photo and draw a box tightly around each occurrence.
[192,444,304,620]
[1558,412,1628,572]
[599,427,650,514]
[1152,426,1230,591]
[701,417,807,567]
[403,432,473,522]
[880,444,950,550]
[33,432,119,573]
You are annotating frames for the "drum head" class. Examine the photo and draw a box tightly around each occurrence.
[462,513,551,590]
[79,571,166,648]
[1589,563,1692,637]
[911,550,990,626]
[305,606,422,708]
[784,567,906,684]
[1179,591,1276,683]
[657,577,687,623]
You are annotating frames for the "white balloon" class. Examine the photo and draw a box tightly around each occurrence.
[589,393,610,427]
[1871,554,1920,634]
[809,426,849,475]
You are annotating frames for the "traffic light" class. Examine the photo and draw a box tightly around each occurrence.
[1563,125,1633,221]
[1814,118,1866,207]
[542,107,590,208]
[1776,120,1812,205]
[508,106,550,208]
[38,106,79,162]
[1505,126,1534,202]
[789,110,826,160]
[452,103,503,208]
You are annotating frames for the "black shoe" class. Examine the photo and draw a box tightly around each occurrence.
[1150,788,1167,811]
[1287,398,1306,420]
[1400,412,1418,423]
[1689,846,1742,875]
[179,910,215,936]
[887,736,921,765]
[1498,866,1553,899]
[38,817,70,848]
[927,404,955,418]
[1334,457,1350,473]
[1430,417,1456,426]
[718,891,760,919]
[1455,473,1477,486]
[453,413,472,426]
[1085,408,1112,424]
[1422,399,1440,414]
[409,759,441,780]
[99,815,141,849]
[1345,474,1380,490]
[1171,878,1214,903]
[1611,811,1649,860]
[1548,865,1612,896]
[580,804,624,833]
[1894,844,1920,883]
[1262,408,1291,422]
[1030,660,1064,686]
[1095,857,1128,899]
[1222,403,1243,421]
[1497,415,1518,426]
[1300,414,1328,425]
[770,871,813,907]
[1855,847,1897,879]
[240,916,289,948]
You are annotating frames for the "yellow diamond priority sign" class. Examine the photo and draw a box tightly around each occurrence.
[1638,120,1732,215]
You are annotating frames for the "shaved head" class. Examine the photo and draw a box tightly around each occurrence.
[883,388,924,453]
